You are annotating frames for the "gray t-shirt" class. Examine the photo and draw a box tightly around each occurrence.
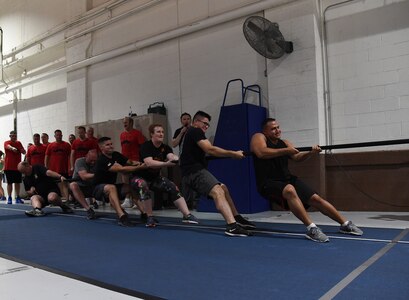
[72,157,95,187]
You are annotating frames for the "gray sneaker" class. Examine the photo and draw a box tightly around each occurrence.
[306,227,329,243]
[340,221,363,236]
[182,214,199,224]
[25,208,45,217]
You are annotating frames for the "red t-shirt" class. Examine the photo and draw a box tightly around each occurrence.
[71,138,99,161]
[4,140,25,170]
[88,137,100,153]
[46,141,71,174]
[120,129,145,161]
[26,144,47,166]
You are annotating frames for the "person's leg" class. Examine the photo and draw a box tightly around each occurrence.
[208,184,235,224]
[282,184,314,226]
[308,194,346,224]
[15,183,21,197]
[104,184,125,218]
[69,182,91,210]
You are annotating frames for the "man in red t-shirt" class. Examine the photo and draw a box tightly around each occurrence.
[86,126,100,153]
[45,129,71,199]
[70,126,98,174]
[26,133,46,166]
[120,117,145,208]
[3,131,26,204]
[41,133,50,148]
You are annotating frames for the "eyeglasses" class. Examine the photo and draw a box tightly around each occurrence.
[197,120,210,128]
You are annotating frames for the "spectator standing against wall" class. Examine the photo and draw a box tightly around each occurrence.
[3,131,26,204]
[26,133,46,166]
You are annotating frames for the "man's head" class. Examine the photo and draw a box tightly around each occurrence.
[41,133,49,144]
[69,134,76,144]
[54,129,63,142]
[123,117,134,131]
[77,126,86,139]
[149,124,165,143]
[33,133,41,145]
[193,111,211,133]
[261,118,281,140]
[17,161,32,176]
[9,130,17,142]
[180,113,191,127]
[85,149,98,166]
[87,127,95,138]
[98,137,114,155]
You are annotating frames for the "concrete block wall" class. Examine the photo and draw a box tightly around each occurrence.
[326,0,409,146]
[1,0,409,152]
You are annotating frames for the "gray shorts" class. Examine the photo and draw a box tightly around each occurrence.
[181,169,220,198]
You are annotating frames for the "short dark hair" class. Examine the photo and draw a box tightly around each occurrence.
[33,133,40,138]
[261,118,276,130]
[98,136,111,145]
[41,133,49,137]
[9,130,16,135]
[180,112,191,120]
[193,110,211,122]
[78,126,86,131]
[54,129,62,134]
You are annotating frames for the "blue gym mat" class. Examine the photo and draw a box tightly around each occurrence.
[1,204,408,300]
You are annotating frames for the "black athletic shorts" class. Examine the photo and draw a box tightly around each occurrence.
[259,176,314,209]
[4,170,22,184]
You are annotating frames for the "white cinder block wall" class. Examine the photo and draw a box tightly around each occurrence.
[1,0,409,151]
[326,0,409,146]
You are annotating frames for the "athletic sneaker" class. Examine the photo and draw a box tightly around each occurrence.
[118,214,135,227]
[182,214,199,224]
[25,208,45,217]
[7,196,12,204]
[339,221,363,236]
[145,216,157,228]
[0,196,6,201]
[121,198,133,209]
[15,196,24,204]
[60,204,74,214]
[234,214,256,230]
[87,208,97,220]
[225,223,252,237]
[140,212,148,223]
[92,201,99,209]
[306,227,329,243]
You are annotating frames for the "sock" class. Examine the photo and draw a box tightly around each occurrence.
[306,223,317,230]
[342,221,349,226]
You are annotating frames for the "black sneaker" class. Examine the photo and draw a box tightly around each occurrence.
[225,223,252,237]
[86,208,97,220]
[25,208,45,217]
[118,214,135,227]
[234,215,256,230]
[61,204,74,214]
[92,201,99,209]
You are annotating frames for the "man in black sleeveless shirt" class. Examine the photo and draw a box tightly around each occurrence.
[251,118,363,242]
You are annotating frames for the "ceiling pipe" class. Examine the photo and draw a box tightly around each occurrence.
[1,0,299,95]
[2,0,129,60]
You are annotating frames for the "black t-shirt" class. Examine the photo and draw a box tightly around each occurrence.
[23,165,59,198]
[252,138,292,189]
[173,126,186,147]
[179,127,207,176]
[138,140,173,181]
[93,151,128,185]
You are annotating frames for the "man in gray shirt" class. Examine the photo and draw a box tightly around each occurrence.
[70,149,98,219]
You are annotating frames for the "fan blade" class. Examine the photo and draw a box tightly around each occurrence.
[247,21,264,37]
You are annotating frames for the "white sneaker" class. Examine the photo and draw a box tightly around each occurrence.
[121,198,133,208]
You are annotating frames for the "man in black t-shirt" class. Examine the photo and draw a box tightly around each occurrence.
[171,112,191,150]
[250,118,363,243]
[93,137,146,227]
[179,111,255,237]
[132,124,198,227]
[18,161,73,217]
